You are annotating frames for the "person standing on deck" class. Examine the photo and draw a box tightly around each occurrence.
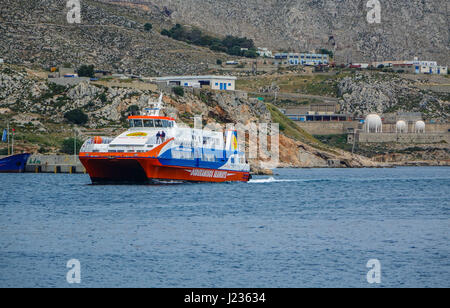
[156,131,161,144]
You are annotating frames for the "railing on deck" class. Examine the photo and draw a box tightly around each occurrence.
[80,137,114,153]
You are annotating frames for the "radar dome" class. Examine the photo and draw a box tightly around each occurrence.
[415,121,426,133]
[396,120,407,133]
[365,114,382,133]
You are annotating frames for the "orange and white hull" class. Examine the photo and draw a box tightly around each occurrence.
[80,156,250,184]
[79,139,250,184]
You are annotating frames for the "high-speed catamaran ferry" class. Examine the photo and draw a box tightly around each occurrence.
[79,94,251,183]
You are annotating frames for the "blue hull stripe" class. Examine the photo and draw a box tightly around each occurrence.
[157,158,228,170]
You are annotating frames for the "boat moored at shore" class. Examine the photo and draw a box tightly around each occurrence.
[0,153,31,173]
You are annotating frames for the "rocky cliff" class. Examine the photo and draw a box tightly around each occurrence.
[145,0,450,65]
[337,72,450,121]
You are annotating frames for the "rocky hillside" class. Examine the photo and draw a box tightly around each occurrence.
[338,72,450,121]
[0,64,378,169]
[144,0,449,65]
[0,0,229,75]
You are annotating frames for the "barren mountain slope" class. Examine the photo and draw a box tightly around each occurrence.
[145,0,450,65]
[0,0,227,75]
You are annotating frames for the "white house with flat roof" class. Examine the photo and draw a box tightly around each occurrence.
[156,75,237,91]
[274,53,329,66]
[412,57,447,75]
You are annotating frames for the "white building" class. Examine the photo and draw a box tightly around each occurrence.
[417,64,448,75]
[0,58,4,64]
[156,75,237,91]
[413,57,447,75]
[413,57,437,67]
[274,52,329,66]
[257,48,273,58]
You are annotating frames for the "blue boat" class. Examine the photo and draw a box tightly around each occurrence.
[0,153,31,173]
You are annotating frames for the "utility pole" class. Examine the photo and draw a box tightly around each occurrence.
[74,129,77,164]
[11,128,14,155]
[7,121,10,156]
[352,128,358,154]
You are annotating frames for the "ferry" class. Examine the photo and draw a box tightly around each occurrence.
[79,94,251,184]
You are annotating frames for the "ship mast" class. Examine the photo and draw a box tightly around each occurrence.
[7,121,10,156]
[11,127,14,155]
[144,93,163,116]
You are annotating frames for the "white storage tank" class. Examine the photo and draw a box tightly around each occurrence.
[396,120,407,133]
[365,114,383,133]
[415,121,426,133]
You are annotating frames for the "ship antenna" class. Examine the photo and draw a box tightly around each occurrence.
[145,93,164,116]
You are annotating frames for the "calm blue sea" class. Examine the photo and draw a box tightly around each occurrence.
[0,167,449,288]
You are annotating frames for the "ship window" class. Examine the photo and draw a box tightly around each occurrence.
[144,119,154,127]
[133,119,143,127]
[129,120,135,127]
[154,120,163,127]
[162,120,169,127]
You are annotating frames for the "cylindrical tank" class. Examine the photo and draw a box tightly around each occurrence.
[396,120,407,133]
[415,121,426,133]
[365,114,382,133]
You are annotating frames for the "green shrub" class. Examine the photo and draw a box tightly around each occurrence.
[161,29,171,36]
[99,93,107,103]
[318,48,334,59]
[60,138,83,155]
[127,105,140,116]
[216,59,223,65]
[64,109,88,125]
[77,65,95,78]
[144,23,152,31]
[160,24,256,58]
[173,86,184,97]
[38,146,50,154]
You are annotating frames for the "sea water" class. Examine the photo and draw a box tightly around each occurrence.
[0,167,448,287]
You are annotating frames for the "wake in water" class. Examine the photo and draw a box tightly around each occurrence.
[248,177,300,184]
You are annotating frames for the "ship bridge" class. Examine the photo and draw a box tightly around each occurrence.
[128,116,176,129]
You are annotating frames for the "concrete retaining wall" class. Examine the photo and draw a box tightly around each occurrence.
[358,132,450,144]
[48,77,91,86]
[296,121,450,135]
[296,121,360,135]
[26,155,85,173]
[380,123,449,133]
